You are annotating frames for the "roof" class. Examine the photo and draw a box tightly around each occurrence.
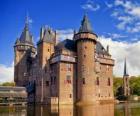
[42,28,54,43]
[96,42,110,55]
[19,24,34,45]
[0,92,27,98]
[55,39,76,52]
[0,86,26,91]
[55,39,109,55]
[124,59,129,76]
[38,27,55,44]
[16,16,34,45]
[79,14,93,33]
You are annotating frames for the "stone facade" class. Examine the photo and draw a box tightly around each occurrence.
[14,15,115,105]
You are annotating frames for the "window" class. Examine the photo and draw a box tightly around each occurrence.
[66,64,71,71]
[46,81,49,86]
[66,75,71,84]
[70,94,72,98]
[96,77,99,85]
[108,78,111,86]
[84,55,86,58]
[83,78,85,84]
[45,66,47,73]
[109,93,110,97]
[51,76,56,85]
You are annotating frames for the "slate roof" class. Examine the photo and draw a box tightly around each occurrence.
[124,59,129,76]
[55,39,76,52]
[96,42,110,55]
[42,28,54,43]
[55,39,109,56]
[37,27,55,44]
[16,17,34,45]
[79,14,93,33]
[19,24,34,45]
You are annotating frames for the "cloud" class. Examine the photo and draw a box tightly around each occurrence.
[109,0,140,33]
[56,29,74,41]
[106,33,127,39]
[81,0,100,11]
[105,2,113,8]
[99,36,140,77]
[0,63,14,83]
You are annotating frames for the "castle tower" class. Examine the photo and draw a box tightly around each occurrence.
[74,15,97,104]
[123,59,130,96]
[14,16,36,86]
[37,27,56,68]
[36,27,56,103]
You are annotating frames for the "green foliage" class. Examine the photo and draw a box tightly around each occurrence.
[129,76,140,96]
[113,77,123,96]
[0,82,15,86]
[114,76,140,97]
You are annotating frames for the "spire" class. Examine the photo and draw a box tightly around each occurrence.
[79,14,93,33]
[124,58,129,76]
[19,14,34,45]
[25,12,29,30]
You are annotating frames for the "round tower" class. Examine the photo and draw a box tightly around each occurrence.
[75,15,97,104]
[14,16,36,86]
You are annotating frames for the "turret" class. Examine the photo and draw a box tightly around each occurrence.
[37,27,56,68]
[14,16,36,86]
[123,58,130,96]
[74,14,97,104]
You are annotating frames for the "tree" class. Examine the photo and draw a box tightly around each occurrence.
[1,82,15,86]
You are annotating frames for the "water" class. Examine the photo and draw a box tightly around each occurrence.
[0,102,140,116]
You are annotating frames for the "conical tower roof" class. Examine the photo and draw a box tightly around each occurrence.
[79,14,93,33]
[19,15,34,45]
[124,58,129,76]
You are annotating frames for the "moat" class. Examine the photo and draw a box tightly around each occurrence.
[0,102,140,116]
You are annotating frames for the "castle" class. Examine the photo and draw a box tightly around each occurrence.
[14,14,115,105]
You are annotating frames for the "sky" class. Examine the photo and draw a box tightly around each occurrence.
[1,0,140,82]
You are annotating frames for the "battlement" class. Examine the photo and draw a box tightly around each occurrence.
[74,32,97,42]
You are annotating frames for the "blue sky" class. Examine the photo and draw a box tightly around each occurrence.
[0,0,126,65]
[1,0,140,82]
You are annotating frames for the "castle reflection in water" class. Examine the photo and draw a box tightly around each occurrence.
[32,104,114,116]
[1,103,138,116]
[0,104,114,116]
